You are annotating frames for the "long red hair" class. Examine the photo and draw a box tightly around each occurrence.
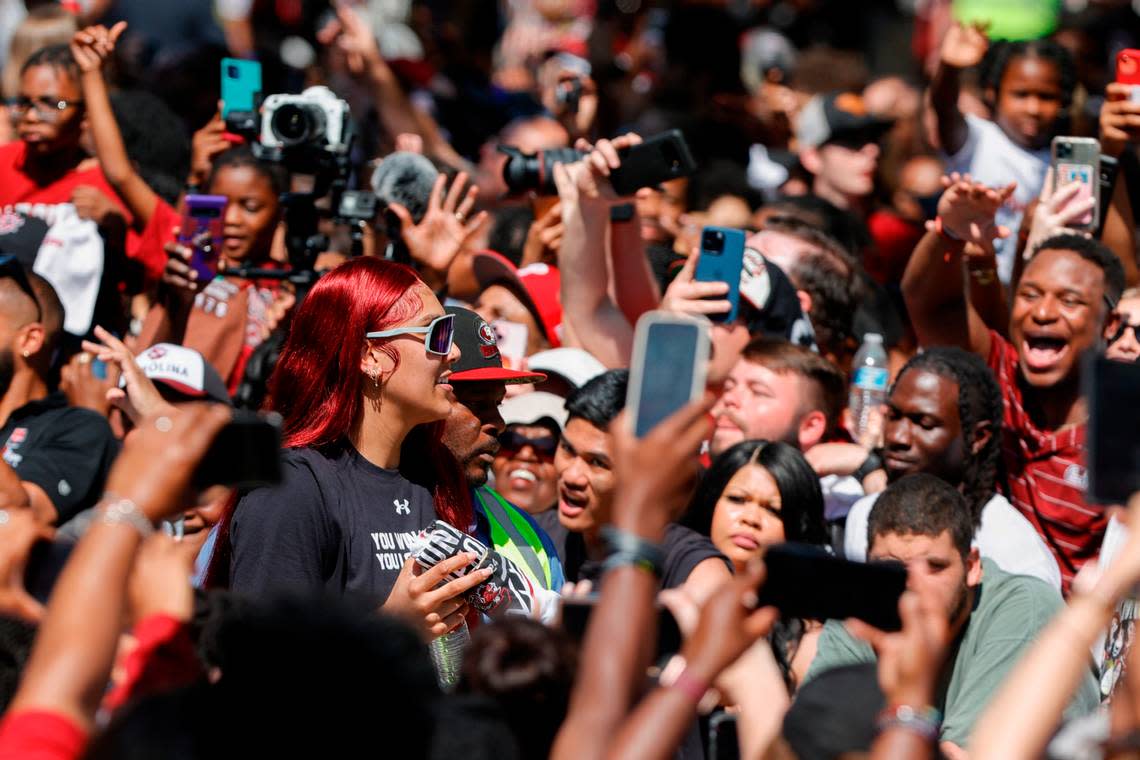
[205,259,471,588]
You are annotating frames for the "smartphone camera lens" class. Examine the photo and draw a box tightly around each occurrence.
[1057,143,1071,159]
[702,230,725,253]
[227,65,240,79]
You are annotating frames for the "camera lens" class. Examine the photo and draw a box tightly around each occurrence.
[270,103,326,148]
[227,65,240,79]
[1057,143,1071,158]
[702,230,725,253]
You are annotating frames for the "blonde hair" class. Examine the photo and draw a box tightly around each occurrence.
[2,6,77,98]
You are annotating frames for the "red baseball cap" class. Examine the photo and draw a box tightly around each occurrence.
[472,251,563,348]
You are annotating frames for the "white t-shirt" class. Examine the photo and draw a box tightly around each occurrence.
[943,113,1050,285]
[844,490,1062,591]
[820,474,864,523]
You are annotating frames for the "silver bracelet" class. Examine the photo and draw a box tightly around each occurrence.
[99,496,156,538]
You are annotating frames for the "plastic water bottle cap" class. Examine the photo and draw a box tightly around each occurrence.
[864,333,883,343]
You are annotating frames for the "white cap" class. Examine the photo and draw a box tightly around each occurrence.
[499,391,568,431]
[134,343,231,404]
[526,348,606,389]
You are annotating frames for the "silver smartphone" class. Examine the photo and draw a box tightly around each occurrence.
[626,311,710,438]
[1051,136,1101,232]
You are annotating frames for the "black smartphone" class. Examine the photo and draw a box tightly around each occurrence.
[192,410,284,489]
[560,596,683,659]
[610,129,698,196]
[757,543,908,631]
[24,538,75,605]
[1086,355,1140,504]
[707,712,739,760]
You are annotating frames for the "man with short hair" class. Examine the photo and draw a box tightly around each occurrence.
[552,369,730,599]
[440,307,564,592]
[806,473,1098,748]
[0,264,115,526]
[843,347,1060,590]
[904,179,1128,589]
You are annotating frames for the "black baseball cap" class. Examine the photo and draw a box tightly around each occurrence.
[796,91,893,150]
[445,307,546,385]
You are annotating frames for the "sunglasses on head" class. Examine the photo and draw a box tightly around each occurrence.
[366,313,454,356]
[498,429,559,460]
[0,255,41,322]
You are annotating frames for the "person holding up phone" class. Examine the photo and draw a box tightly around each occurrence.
[805,474,1098,751]
[904,176,1127,592]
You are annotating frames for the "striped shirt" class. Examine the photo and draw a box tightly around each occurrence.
[986,331,1105,591]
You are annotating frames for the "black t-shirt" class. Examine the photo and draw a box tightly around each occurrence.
[0,392,116,525]
[229,445,438,605]
[551,521,730,591]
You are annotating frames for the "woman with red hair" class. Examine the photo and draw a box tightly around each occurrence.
[223,257,489,638]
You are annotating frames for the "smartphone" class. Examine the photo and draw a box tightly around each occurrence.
[1086,355,1140,504]
[560,596,683,659]
[192,410,283,489]
[694,227,747,323]
[179,194,228,282]
[220,58,262,119]
[492,319,529,367]
[1051,137,1101,231]
[627,311,710,438]
[756,543,908,631]
[24,538,75,605]
[1116,49,1140,104]
[610,129,698,197]
[708,712,740,760]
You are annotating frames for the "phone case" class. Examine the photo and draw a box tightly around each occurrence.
[626,311,710,438]
[609,129,697,196]
[1050,137,1101,230]
[694,227,747,323]
[1086,355,1140,503]
[179,194,228,282]
[221,58,262,118]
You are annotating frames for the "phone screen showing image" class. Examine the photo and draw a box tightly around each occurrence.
[1057,162,1095,226]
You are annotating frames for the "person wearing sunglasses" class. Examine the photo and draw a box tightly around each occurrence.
[220,259,489,641]
[0,265,116,527]
[439,307,564,593]
[492,393,566,519]
[1105,287,1140,364]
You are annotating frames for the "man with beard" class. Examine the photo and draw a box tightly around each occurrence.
[0,266,115,525]
[904,176,1127,591]
[805,474,1097,750]
[441,307,564,591]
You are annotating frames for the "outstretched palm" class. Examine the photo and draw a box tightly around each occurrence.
[940,22,989,69]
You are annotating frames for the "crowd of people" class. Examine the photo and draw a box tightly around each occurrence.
[1,0,1140,757]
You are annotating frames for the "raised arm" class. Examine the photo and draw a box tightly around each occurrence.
[552,135,643,368]
[902,175,1013,357]
[551,396,714,760]
[927,23,988,155]
[70,23,160,229]
[7,404,230,732]
[608,204,661,326]
[969,493,1140,759]
[1099,82,1140,286]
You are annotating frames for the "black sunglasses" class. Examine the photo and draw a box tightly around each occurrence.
[497,430,559,460]
[1106,310,1140,346]
[0,255,41,322]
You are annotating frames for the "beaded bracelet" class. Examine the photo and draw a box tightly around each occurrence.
[875,704,942,742]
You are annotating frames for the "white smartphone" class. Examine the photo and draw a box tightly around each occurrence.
[626,311,710,438]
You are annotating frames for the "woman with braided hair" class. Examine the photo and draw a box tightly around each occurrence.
[843,346,1062,591]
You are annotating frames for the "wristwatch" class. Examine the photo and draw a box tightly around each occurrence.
[853,450,885,483]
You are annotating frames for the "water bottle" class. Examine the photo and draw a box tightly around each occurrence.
[849,333,889,442]
[429,619,470,691]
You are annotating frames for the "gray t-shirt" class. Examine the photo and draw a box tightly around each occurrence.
[804,558,1099,746]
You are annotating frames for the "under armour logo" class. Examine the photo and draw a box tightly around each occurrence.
[394,499,410,515]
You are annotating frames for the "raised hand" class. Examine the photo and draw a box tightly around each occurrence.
[521,200,564,266]
[659,250,731,317]
[552,134,644,208]
[848,590,950,708]
[1101,82,1140,158]
[188,106,231,189]
[932,173,1016,253]
[128,533,199,624]
[940,22,989,69]
[1023,167,1094,258]
[81,325,176,426]
[389,171,488,288]
[316,4,382,77]
[69,21,127,74]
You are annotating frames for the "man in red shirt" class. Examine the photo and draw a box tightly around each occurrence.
[903,177,1127,590]
[0,43,139,337]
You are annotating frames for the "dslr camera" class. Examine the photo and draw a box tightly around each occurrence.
[260,86,351,154]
